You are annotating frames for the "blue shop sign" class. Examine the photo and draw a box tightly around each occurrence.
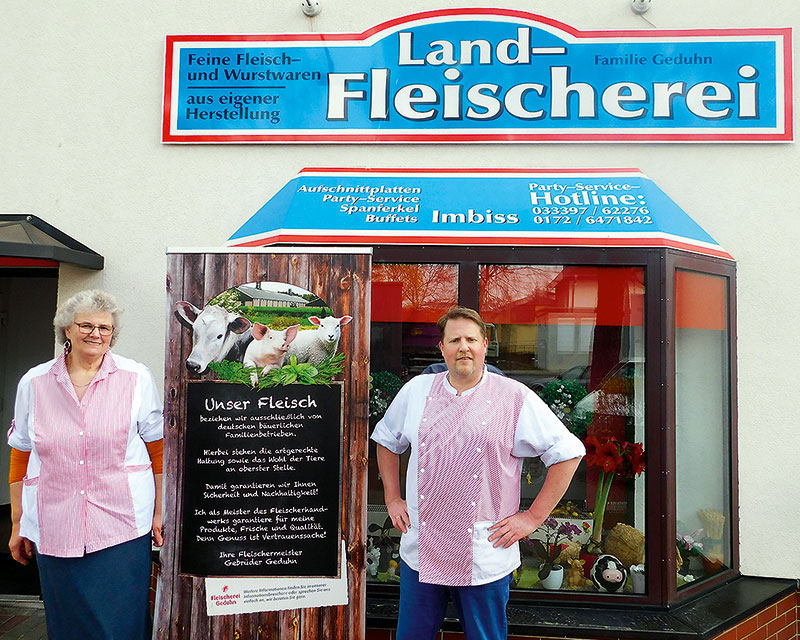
[163,9,792,143]
[227,168,732,260]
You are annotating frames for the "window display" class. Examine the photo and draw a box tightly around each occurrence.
[480,265,646,592]
[368,261,648,594]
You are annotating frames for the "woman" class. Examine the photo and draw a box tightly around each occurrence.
[7,289,164,640]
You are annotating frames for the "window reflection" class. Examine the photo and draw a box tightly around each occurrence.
[371,263,458,378]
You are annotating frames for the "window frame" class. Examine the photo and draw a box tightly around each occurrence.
[665,250,739,605]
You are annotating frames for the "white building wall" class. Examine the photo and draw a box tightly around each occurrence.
[2,0,799,579]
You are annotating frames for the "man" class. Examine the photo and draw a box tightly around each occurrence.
[371,306,584,640]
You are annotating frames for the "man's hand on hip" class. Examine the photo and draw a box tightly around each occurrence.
[386,497,410,533]
[487,511,541,548]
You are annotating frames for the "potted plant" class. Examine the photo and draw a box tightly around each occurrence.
[583,436,645,549]
[540,380,591,437]
[530,518,583,590]
[581,435,646,574]
[369,370,403,426]
[368,516,399,576]
[677,529,705,576]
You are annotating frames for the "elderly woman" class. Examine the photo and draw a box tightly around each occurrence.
[7,290,163,640]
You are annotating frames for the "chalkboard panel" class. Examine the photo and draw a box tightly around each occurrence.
[180,381,343,577]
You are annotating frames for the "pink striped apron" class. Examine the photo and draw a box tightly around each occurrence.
[417,372,525,586]
[31,354,140,556]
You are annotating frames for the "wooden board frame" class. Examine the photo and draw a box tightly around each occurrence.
[158,248,370,640]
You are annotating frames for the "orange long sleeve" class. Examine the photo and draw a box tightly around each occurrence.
[146,439,164,474]
[8,448,31,484]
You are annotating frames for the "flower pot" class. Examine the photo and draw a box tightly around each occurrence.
[579,550,599,578]
[539,565,564,590]
[630,564,645,594]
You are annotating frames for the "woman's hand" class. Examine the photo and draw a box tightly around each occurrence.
[9,523,34,565]
[8,481,33,564]
[152,512,164,547]
[151,472,163,547]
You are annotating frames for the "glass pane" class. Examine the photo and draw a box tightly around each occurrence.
[675,270,731,588]
[480,265,647,594]
[367,263,459,584]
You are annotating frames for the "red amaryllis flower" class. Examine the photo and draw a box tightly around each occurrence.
[583,435,600,466]
[595,441,623,473]
[627,442,646,476]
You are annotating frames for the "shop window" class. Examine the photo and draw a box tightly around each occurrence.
[480,265,646,593]
[364,246,740,614]
[368,263,458,583]
[367,261,649,594]
[675,270,731,587]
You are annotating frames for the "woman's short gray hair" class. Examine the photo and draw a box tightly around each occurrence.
[54,289,124,347]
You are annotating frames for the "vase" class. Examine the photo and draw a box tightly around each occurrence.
[540,565,564,590]
[630,564,645,594]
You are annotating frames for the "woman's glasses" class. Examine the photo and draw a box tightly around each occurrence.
[73,322,114,336]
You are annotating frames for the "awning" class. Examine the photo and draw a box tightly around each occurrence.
[0,214,104,269]
[227,168,732,261]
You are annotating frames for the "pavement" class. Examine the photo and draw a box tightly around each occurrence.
[0,598,47,640]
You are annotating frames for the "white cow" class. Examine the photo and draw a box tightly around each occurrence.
[175,302,252,374]
[287,315,352,365]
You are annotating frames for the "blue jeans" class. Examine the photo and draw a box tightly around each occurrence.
[396,560,512,640]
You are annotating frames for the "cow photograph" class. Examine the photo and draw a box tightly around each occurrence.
[175,281,351,387]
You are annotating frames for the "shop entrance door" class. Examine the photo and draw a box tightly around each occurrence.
[0,271,58,595]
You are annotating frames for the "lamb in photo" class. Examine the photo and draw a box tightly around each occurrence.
[287,315,353,365]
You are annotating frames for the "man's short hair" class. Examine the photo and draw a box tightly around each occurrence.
[437,306,487,340]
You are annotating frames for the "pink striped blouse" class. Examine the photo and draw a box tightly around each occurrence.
[7,351,164,557]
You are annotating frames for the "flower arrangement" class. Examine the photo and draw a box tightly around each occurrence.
[369,370,404,425]
[530,517,583,580]
[583,435,646,552]
[540,380,591,437]
[677,531,704,557]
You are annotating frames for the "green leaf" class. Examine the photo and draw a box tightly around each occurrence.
[539,564,552,581]
[531,539,549,560]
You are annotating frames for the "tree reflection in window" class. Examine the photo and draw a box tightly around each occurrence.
[373,263,458,323]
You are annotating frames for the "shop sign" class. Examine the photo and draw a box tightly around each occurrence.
[227,168,733,260]
[163,8,792,143]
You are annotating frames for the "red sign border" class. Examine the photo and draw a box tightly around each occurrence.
[163,9,793,143]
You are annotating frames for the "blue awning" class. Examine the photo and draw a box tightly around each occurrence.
[228,168,731,261]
